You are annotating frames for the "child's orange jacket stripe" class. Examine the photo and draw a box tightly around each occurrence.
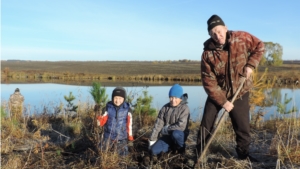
[127,112,134,141]
[97,111,108,127]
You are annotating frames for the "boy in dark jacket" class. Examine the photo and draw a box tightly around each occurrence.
[97,87,134,156]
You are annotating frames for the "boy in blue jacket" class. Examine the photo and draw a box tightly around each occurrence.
[97,87,134,156]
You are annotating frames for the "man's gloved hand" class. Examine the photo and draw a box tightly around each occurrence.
[148,139,156,150]
[161,125,169,135]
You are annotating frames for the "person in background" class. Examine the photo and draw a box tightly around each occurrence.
[148,84,190,161]
[9,88,25,119]
[97,87,134,156]
[197,14,264,161]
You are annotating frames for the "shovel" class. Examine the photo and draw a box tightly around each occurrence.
[195,77,246,168]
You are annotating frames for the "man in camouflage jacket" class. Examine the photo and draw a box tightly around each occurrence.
[9,88,25,119]
[196,15,264,161]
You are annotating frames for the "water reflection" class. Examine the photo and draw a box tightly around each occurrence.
[263,88,282,107]
[260,88,300,119]
[1,84,300,121]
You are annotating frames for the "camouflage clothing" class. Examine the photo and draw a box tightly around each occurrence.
[9,91,25,118]
[201,31,264,106]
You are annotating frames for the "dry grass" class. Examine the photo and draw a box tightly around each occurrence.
[193,116,300,169]
[1,102,300,168]
[267,118,300,165]
[1,154,23,169]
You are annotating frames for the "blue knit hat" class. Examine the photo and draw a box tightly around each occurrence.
[169,84,183,98]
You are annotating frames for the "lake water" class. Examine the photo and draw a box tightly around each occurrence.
[1,83,300,121]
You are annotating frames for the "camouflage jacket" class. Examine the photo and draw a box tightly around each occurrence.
[201,31,264,106]
[9,92,25,108]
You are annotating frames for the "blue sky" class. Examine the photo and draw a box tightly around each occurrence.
[1,0,300,61]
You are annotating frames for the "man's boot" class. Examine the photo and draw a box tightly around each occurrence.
[236,146,258,162]
[236,146,248,160]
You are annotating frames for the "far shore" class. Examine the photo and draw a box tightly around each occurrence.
[1,60,300,86]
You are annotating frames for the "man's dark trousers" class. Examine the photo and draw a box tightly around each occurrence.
[196,92,250,154]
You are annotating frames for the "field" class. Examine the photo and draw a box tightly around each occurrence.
[1,60,201,75]
[1,60,300,86]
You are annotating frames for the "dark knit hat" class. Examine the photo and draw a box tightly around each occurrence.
[169,84,183,98]
[207,14,225,31]
[15,88,20,92]
[112,87,126,100]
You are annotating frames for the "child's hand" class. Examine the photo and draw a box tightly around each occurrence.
[148,139,156,150]
[161,125,169,135]
[128,141,134,152]
[128,141,134,147]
